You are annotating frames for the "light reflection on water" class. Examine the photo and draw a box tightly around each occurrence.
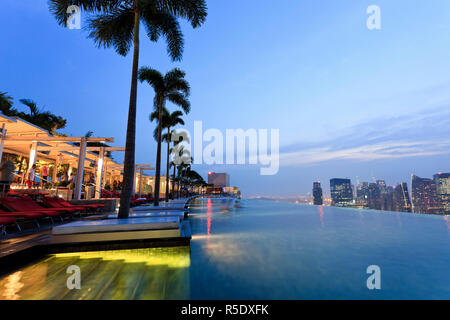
[0,198,449,299]
[0,247,190,300]
[188,199,450,299]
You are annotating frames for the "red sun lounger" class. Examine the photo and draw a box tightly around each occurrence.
[53,197,105,212]
[0,197,73,222]
[0,216,16,235]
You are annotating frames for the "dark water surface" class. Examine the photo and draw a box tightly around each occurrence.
[0,198,449,299]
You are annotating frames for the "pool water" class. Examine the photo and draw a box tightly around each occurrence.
[0,198,449,299]
[189,199,449,299]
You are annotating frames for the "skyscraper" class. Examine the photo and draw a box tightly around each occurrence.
[330,178,353,206]
[411,175,439,214]
[312,181,323,205]
[433,173,450,214]
[368,182,382,210]
[356,182,369,206]
[392,182,412,212]
[382,186,394,212]
[208,172,230,188]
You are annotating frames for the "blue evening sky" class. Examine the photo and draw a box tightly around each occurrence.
[1,0,450,197]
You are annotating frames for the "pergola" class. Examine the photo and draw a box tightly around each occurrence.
[134,164,155,197]
[0,114,131,200]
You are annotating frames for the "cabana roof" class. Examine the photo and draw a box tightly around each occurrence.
[0,113,122,168]
[0,113,154,199]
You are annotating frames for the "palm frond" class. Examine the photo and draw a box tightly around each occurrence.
[19,99,40,117]
[48,0,123,27]
[0,92,17,116]
[155,0,207,28]
[87,7,135,56]
[138,67,165,91]
[166,92,190,114]
[142,9,183,61]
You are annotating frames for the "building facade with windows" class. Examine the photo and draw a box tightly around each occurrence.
[330,178,353,206]
[433,173,450,214]
[312,181,323,205]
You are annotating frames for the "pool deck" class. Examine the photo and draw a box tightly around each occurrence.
[0,197,197,275]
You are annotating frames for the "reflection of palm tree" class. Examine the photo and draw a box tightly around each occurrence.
[49,0,207,218]
[139,68,190,206]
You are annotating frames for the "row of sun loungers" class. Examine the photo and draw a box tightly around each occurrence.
[1,196,193,236]
[0,196,105,235]
[51,200,191,244]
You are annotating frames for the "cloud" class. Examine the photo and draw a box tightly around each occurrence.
[280,105,450,166]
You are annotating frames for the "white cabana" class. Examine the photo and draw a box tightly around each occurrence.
[0,114,126,200]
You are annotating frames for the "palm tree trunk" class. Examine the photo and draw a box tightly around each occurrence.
[18,156,24,183]
[118,2,140,219]
[177,166,181,198]
[171,161,176,197]
[153,100,163,206]
[165,127,170,202]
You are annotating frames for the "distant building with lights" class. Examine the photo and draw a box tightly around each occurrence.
[411,175,439,214]
[208,172,230,188]
[356,182,369,206]
[433,173,450,214]
[392,182,412,212]
[312,181,323,205]
[330,178,353,206]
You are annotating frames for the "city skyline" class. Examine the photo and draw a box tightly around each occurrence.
[2,1,450,196]
[297,171,450,215]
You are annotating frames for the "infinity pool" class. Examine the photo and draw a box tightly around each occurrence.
[0,198,449,299]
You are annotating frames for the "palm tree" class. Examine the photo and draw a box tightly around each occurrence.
[48,0,207,218]
[170,158,177,197]
[1,93,67,134]
[0,92,17,116]
[138,67,190,206]
[170,134,187,198]
[162,110,184,201]
[185,169,205,194]
[18,99,67,134]
[83,130,113,159]
[177,155,193,198]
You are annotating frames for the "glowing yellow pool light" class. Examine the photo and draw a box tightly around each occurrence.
[53,247,190,268]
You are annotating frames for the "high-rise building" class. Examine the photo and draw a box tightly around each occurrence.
[433,173,450,214]
[356,182,369,206]
[208,172,230,187]
[382,186,394,211]
[330,178,353,206]
[368,182,382,210]
[411,175,439,214]
[312,181,323,205]
[392,182,412,212]
[375,180,394,211]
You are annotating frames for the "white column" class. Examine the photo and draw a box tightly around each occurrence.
[138,168,144,197]
[52,157,60,183]
[0,124,6,161]
[132,165,137,196]
[29,141,38,167]
[95,147,105,199]
[102,160,108,189]
[74,137,87,200]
